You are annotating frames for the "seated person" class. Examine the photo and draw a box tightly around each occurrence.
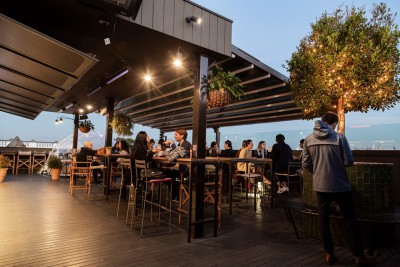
[164,128,191,199]
[76,141,101,184]
[269,134,294,194]
[206,141,219,157]
[237,139,253,172]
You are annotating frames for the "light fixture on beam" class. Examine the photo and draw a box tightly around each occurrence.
[173,47,183,67]
[106,67,129,85]
[186,16,201,24]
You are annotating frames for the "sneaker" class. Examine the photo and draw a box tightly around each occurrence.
[277,187,285,194]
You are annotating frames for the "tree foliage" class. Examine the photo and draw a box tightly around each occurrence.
[285,3,400,133]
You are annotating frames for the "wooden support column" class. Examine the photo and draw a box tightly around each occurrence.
[105,97,114,147]
[213,127,220,148]
[72,113,79,152]
[191,54,208,239]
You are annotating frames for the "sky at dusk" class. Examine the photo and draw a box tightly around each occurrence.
[1,0,399,143]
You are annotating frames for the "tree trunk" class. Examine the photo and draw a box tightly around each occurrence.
[336,97,345,134]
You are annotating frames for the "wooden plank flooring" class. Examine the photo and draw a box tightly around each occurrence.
[0,174,399,266]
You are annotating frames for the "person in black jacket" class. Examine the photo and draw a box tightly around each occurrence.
[270,134,293,193]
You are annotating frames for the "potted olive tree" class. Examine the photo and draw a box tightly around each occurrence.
[0,154,11,182]
[47,155,62,180]
[207,65,244,108]
[79,120,95,133]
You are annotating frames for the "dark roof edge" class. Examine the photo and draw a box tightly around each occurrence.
[231,45,288,82]
[184,0,233,23]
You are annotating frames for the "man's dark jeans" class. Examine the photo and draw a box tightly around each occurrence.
[316,191,364,257]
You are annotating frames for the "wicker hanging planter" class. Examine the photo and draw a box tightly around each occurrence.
[79,126,91,133]
[207,88,235,108]
[207,66,244,108]
[79,120,94,133]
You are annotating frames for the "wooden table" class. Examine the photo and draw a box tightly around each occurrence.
[95,154,131,200]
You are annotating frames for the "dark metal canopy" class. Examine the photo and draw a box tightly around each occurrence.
[1,0,303,130]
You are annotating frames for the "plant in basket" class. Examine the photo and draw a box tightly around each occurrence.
[79,120,95,133]
[109,113,133,136]
[207,65,244,108]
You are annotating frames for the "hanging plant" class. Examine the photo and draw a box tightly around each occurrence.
[207,65,244,108]
[109,112,133,136]
[79,120,95,133]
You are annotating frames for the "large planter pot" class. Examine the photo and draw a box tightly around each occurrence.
[50,168,61,180]
[207,89,234,108]
[0,168,7,182]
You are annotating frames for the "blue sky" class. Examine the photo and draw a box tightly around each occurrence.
[1,0,399,144]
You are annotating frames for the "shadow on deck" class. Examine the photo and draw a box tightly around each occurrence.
[0,174,399,266]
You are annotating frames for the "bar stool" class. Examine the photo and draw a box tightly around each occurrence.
[2,152,16,174]
[178,172,190,225]
[204,170,223,228]
[115,159,133,221]
[32,152,47,174]
[69,161,92,196]
[16,151,32,174]
[137,159,172,236]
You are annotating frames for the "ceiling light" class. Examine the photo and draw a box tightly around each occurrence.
[106,67,129,85]
[87,104,93,110]
[186,16,201,24]
[174,47,183,67]
[59,118,63,123]
[78,107,84,114]
[144,74,151,81]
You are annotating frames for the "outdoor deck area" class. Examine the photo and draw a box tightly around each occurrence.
[0,174,399,267]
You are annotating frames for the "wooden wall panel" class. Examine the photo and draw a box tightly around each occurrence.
[200,10,210,48]
[224,19,232,55]
[216,17,226,54]
[141,0,154,28]
[182,1,193,43]
[208,14,218,51]
[163,0,175,36]
[173,0,184,39]
[131,0,232,56]
[153,0,165,32]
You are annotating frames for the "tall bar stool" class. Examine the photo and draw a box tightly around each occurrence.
[204,170,223,228]
[2,152,16,174]
[137,159,172,236]
[69,161,92,196]
[32,152,47,174]
[16,151,32,174]
[115,159,133,222]
[178,172,190,225]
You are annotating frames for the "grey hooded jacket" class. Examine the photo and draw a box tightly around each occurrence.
[302,120,354,192]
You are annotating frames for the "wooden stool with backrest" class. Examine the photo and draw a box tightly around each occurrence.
[32,151,47,174]
[16,151,32,174]
[69,161,92,197]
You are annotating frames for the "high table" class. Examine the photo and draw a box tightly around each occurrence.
[95,153,131,200]
[152,156,273,214]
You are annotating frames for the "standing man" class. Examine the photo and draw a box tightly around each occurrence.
[302,112,375,266]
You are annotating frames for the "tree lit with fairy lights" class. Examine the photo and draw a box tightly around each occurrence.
[285,3,400,134]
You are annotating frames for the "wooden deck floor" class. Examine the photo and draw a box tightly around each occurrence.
[0,174,399,267]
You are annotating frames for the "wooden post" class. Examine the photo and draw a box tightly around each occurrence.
[72,113,79,152]
[105,97,114,147]
[191,54,208,239]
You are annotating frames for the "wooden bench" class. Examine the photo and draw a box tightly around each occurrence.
[274,196,400,255]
